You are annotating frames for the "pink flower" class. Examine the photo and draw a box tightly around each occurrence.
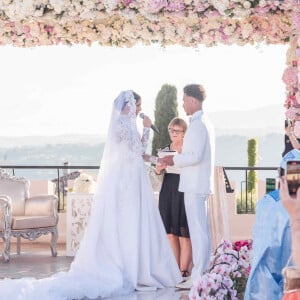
[44,25,54,34]
[294,121,300,138]
[23,25,30,34]
[233,239,252,251]
[166,0,185,12]
[123,0,132,6]
[282,66,298,86]
[192,240,252,299]
[285,95,297,109]
[286,107,296,120]
[147,0,168,13]
[292,12,300,33]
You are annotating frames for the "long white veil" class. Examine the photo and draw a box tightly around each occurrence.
[69,90,144,296]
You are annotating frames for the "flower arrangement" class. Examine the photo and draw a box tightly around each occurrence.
[283,32,300,138]
[73,173,96,194]
[190,239,253,300]
[0,1,296,47]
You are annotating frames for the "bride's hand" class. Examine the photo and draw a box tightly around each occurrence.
[142,116,152,128]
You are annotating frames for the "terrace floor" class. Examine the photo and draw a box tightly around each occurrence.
[0,243,189,300]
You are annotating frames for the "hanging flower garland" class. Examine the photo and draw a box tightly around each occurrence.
[283,7,300,138]
[0,0,297,47]
[0,0,297,21]
[0,11,294,47]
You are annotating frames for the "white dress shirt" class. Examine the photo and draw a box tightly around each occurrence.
[173,110,215,194]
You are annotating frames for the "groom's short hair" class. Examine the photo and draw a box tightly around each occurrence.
[183,84,206,102]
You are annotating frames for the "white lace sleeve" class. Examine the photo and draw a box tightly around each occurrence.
[141,127,150,153]
[115,116,144,159]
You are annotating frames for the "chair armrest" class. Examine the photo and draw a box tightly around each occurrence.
[25,195,58,218]
[0,195,12,232]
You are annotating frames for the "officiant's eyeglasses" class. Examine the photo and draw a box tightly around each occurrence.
[168,128,184,134]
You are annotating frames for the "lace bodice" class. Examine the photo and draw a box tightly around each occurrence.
[115,116,150,160]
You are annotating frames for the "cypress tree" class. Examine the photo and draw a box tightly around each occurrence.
[151,84,178,156]
[247,138,258,192]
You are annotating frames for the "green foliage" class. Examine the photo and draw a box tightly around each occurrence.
[236,190,256,214]
[247,138,258,193]
[151,84,178,155]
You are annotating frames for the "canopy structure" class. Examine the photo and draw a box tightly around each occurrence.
[1,0,300,118]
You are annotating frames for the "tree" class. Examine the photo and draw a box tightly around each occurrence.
[151,84,178,155]
[247,138,258,193]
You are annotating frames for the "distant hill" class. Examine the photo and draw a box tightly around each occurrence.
[0,134,106,148]
[0,132,284,182]
[0,104,286,181]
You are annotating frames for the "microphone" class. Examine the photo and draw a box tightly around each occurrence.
[139,113,160,134]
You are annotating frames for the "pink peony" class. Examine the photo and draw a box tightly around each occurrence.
[286,106,296,120]
[282,66,298,86]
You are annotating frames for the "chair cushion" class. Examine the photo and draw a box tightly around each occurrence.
[25,195,56,216]
[0,180,28,216]
[12,216,56,230]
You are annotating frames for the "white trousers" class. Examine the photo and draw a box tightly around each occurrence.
[184,193,211,279]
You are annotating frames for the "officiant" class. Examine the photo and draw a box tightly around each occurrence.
[155,117,192,278]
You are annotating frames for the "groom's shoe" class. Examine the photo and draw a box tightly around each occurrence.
[176,277,193,290]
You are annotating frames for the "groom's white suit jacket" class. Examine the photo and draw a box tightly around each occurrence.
[173,110,215,194]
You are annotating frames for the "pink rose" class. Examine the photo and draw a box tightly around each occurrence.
[282,66,298,86]
[285,106,296,120]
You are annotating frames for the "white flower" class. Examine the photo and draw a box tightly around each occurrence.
[73,173,96,193]
[259,0,266,6]
[243,1,251,9]
[49,0,65,14]
[211,0,230,15]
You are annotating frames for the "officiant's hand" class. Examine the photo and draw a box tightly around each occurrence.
[162,155,174,166]
[155,161,167,174]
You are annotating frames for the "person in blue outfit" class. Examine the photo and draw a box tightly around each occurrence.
[244,149,300,299]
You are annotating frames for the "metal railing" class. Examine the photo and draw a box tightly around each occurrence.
[223,166,278,213]
[0,165,279,213]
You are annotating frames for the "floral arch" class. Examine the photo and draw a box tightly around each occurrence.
[0,0,300,114]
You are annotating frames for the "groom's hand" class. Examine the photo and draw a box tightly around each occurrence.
[162,155,174,166]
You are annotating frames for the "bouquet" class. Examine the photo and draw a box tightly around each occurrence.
[190,239,253,300]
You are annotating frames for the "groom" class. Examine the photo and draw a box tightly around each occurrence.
[161,84,215,289]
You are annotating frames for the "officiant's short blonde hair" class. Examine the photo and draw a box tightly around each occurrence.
[168,118,187,132]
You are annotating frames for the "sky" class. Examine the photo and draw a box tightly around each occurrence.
[0,43,288,136]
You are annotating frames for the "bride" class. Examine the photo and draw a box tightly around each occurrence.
[0,90,181,299]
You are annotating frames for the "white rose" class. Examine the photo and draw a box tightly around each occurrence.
[243,1,251,9]
[259,0,266,6]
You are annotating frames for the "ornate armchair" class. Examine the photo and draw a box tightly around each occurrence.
[0,170,58,262]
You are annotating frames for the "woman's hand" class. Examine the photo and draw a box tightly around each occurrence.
[155,163,167,175]
[280,176,300,221]
[142,115,152,128]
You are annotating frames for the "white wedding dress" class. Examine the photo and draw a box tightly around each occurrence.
[0,91,181,299]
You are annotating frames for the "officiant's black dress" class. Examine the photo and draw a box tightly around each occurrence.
[158,146,190,238]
